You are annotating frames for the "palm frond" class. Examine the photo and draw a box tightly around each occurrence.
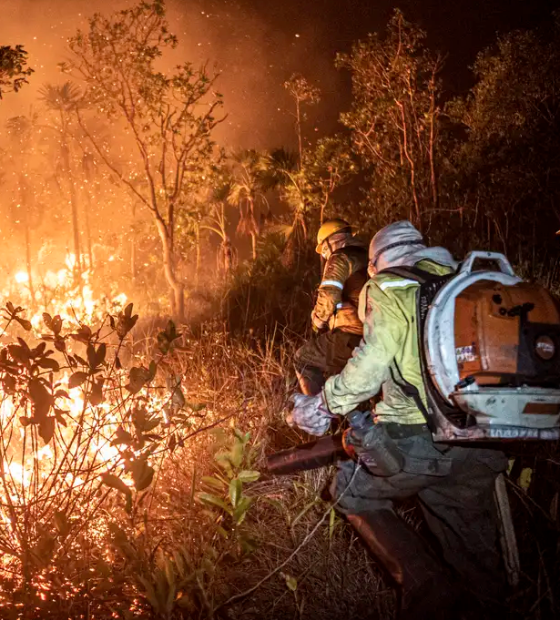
[39,81,83,112]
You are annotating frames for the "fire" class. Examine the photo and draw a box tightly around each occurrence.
[0,251,181,602]
[14,271,29,285]
[3,252,129,334]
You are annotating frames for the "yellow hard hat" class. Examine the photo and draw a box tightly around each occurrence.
[316,219,353,253]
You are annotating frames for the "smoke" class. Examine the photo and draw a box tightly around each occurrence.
[0,0,345,150]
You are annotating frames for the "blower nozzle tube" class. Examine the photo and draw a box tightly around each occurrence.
[265,435,348,475]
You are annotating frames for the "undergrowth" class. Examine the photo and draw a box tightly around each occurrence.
[0,251,559,619]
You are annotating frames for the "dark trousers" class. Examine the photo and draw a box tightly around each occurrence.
[334,431,508,604]
[294,329,362,394]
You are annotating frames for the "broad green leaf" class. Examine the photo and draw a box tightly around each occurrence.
[329,507,337,541]
[38,416,55,445]
[68,372,88,389]
[110,425,133,446]
[148,360,157,381]
[233,496,252,525]
[229,478,242,508]
[29,377,53,419]
[197,492,232,515]
[201,476,226,491]
[96,343,107,366]
[519,467,532,491]
[285,574,298,592]
[100,472,132,496]
[14,316,32,331]
[229,439,244,468]
[237,470,260,483]
[37,357,60,372]
[126,366,152,394]
[130,459,155,491]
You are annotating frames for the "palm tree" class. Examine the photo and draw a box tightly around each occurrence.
[39,82,85,280]
[227,150,272,261]
[202,180,235,276]
[267,147,311,266]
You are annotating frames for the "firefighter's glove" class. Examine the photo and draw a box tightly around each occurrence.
[311,311,328,333]
[288,392,335,436]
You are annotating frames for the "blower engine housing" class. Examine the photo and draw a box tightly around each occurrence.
[423,252,560,441]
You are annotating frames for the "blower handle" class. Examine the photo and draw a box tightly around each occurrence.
[460,251,515,277]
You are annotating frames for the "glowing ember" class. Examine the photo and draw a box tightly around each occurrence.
[14,272,29,285]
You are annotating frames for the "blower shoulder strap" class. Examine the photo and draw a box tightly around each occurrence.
[379,264,453,432]
[389,363,435,432]
[377,264,436,284]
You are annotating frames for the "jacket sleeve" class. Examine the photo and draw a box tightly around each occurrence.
[313,253,350,324]
[323,280,407,415]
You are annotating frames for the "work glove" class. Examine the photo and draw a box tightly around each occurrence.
[287,392,336,436]
[311,310,328,333]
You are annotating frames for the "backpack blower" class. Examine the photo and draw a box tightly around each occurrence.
[399,251,560,442]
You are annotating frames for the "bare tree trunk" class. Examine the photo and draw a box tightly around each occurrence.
[83,190,94,270]
[320,196,328,225]
[428,82,439,213]
[155,218,184,321]
[19,175,34,301]
[60,129,82,280]
[296,99,303,169]
[223,237,232,274]
[250,231,257,261]
[24,220,34,302]
[195,221,201,287]
[397,101,420,224]
[131,202,137,283]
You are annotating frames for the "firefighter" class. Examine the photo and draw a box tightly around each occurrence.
[289,221,507,620]
[294,219,368,396]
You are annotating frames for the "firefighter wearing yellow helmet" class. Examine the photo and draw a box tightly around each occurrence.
[294,219,368,396]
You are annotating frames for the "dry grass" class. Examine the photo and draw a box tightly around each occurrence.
[1,268,559,619]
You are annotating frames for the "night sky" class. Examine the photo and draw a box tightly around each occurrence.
[2,0,560,148]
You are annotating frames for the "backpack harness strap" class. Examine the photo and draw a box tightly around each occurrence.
[378,264,447,432]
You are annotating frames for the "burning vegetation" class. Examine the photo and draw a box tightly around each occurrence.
[1,1,560,618]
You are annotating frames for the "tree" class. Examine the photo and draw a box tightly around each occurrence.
[268,137,356,265]
[269,147,314,268]
[0,45,33,99]
[66,0,223,319]
[448,16,560,281]
[202,179,235,276]
[300,135,357,224]
[228,150,272,261]
[5,115,44,299]
[39,82,85,279]
[283,73,320,167]
[336,9,445,229]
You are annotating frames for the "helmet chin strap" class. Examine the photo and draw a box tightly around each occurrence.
[321,237,334,259]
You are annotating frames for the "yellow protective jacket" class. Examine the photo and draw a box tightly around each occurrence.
[323,259,453,425]
[313,243,368,335]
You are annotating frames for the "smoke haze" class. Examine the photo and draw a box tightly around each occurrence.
[0,0,346,151]
[3,0,560,149]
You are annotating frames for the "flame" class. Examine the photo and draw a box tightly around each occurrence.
[14,271,29,285]
[4,252,129,333]
[0,250,175,597]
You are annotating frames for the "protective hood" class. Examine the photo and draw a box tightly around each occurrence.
[324,231,365,256]
[368,221,458,275]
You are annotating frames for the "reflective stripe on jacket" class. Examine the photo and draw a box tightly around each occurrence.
[323,259,453,425]
[314,244,368,335]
